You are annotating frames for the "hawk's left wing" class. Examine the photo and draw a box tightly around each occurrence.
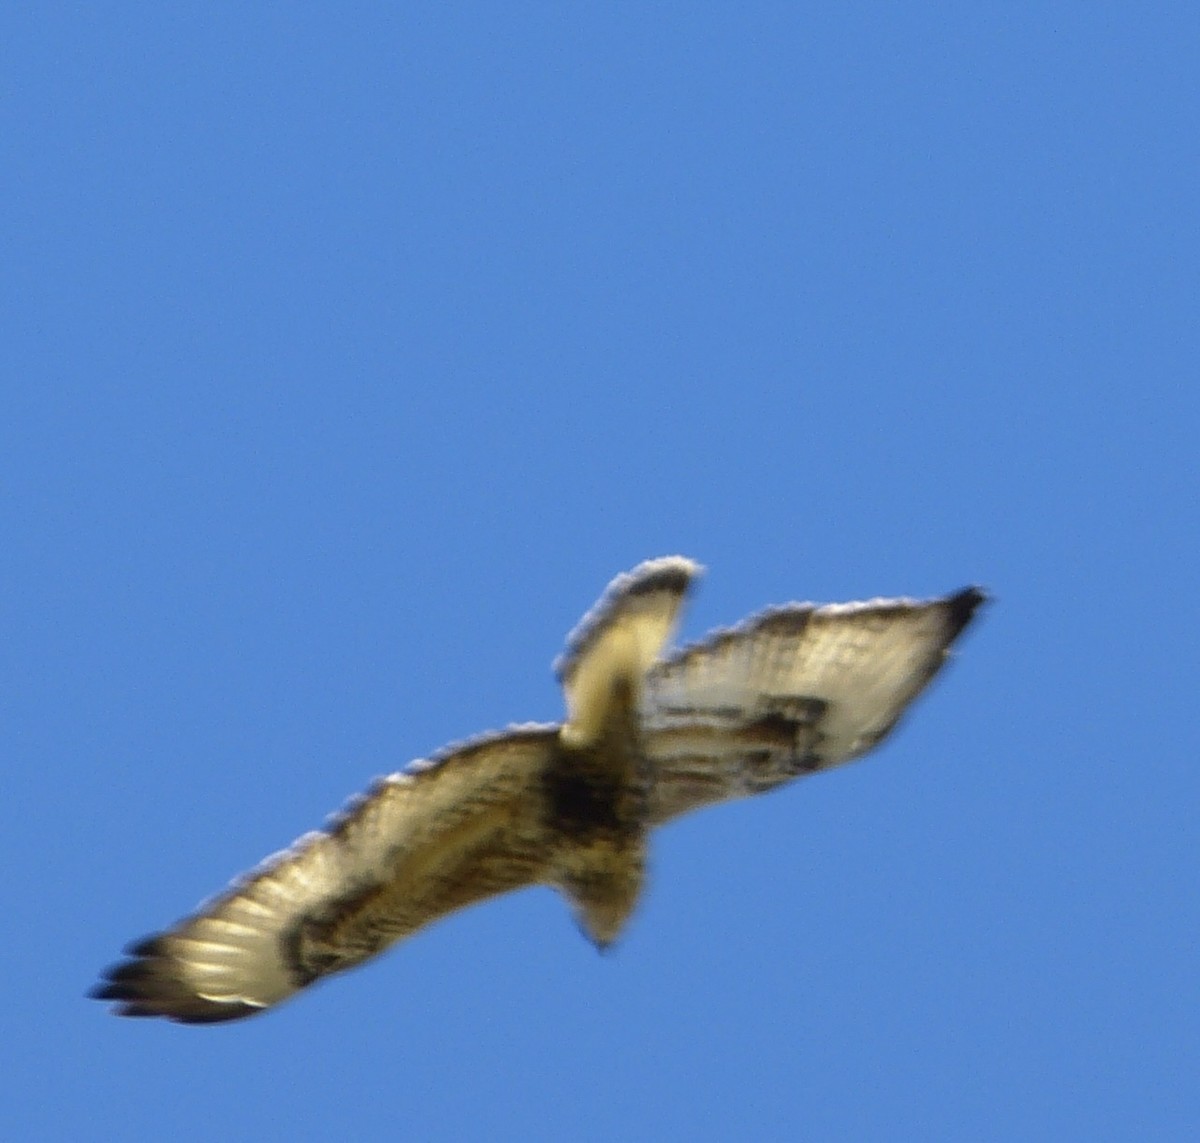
[91,726,560,1022]
[642,587,985,824]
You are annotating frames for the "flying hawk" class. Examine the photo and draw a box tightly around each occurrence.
[92,559,985,1023]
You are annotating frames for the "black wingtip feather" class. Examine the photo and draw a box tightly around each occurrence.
[90,951,264,1024]
[944,586,989,640]
[125,933,167,958]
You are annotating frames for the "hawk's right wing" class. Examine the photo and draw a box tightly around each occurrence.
[642,588,985,824]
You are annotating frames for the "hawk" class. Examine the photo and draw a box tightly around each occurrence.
[92,559,985,1023]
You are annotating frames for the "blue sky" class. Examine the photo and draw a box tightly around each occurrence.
[4,5,1197,1140]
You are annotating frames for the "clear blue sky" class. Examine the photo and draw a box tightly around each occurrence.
[5,6,1197,1140]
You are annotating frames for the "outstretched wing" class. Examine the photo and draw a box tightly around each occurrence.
[92,726,559,1023]
[642,588,985,824]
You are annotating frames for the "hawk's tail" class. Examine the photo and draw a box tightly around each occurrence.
[554,557,701,746]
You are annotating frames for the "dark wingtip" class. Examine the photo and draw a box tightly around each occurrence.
[90,955,160,1007]
[91,946,265,1024]
[125,933,167,958]
[944,586,989,641]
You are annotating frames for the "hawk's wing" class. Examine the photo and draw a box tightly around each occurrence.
[92,726,559,1023]
[642,588,985,824]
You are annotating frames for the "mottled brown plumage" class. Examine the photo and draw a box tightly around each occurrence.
[92,559,985,1022]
